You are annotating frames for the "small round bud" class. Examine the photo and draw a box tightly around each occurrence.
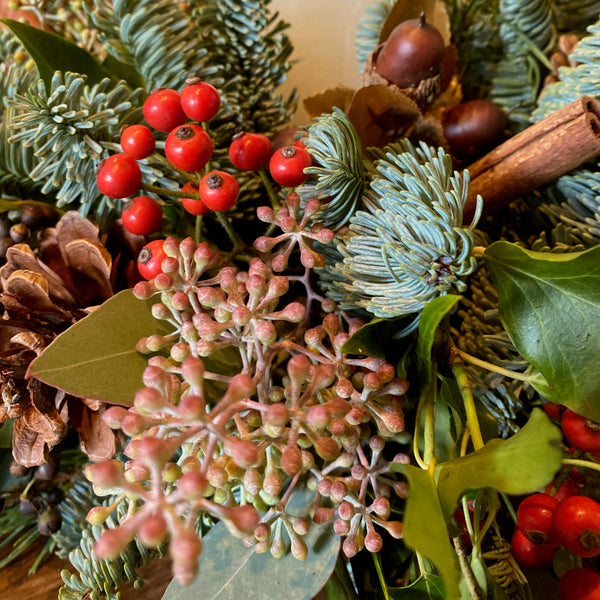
[138,513,168,547]
[95,527,133,560]
[365,530,383,552]
[280,445,303,477]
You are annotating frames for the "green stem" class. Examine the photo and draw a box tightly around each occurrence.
[372,552,391,600]
[451,347,485,451]
[563,457,600,474]
[423,378,437,467]
[215,211,244,248]
[194,214,203,243]
[258,168,281,210]
[457,349,532,383]
[140,182,199,200]
[452,536,485,600]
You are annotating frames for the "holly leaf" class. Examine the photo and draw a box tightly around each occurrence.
[484,241,600,420]
[415,294,460,387]
[162,520,340,600]
[435,409,564,517]
[0,18,112,90]
[391,464,460,600]
[28,290,172,405]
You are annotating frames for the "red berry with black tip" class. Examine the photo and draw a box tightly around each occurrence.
[180,77,221,122]
[96,154,142,199]
[138,238,167,280]
[376,11,445,89]
[511,527,556,570]
[181,181,209,216]
[199,171,239,211]
[229,131,273,171]
[516,493,559,545]
[121,195,163,235]
[442,99,507,160]
[165,124,213,172]
[562,409,600,452]
[120,124,156,159]
[269,145,312,187]
[143,88,187,132]
[552,496,600,558]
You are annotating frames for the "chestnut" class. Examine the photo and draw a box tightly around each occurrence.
[442,99,507,160]
[376,12,445,89]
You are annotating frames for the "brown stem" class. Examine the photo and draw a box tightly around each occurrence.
[464,95,600,220]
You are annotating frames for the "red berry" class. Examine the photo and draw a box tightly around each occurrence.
[199,171,239,212]
[181,181,209,216]
[545,475,582,502]
[228,131,273,170]
[96,154,142,199]
[121,195,163,235]
[137,239,167,280]
[269,145,312,187]
[120,124,156,159]
[516,493,559,545]
[562,410,600,452]
[165,124,213,172]
[542,402,565,421]
[180,78,221,122]
[559,568,600,600]
[552,496,600,558]
[510,527,556,570]
[143,88,187,132]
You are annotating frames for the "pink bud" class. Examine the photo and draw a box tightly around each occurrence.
[177,394,206,421]
[280,445,303,477]
[102,406,129,429]
[194,242,218,271]
[172,563,198,587]
[181,356,205,389]
[315,228,335,244]
[224,437,260,468]
[291,537,308,561]
[171,291,190,310]
[313,507,335,524]
[257,205,276,223]
[86,505,113,526]
[306,405,331,430]
[121,413,147,436]
[196,286,226,308]
[94,527,133,560]
[342,535,361,558]
[330,480,348,503]
[163,236,179,257]
[314,436,340,461]
[254,320,277,344]
[338,501,355,521]
[365,530,383,552]
[263,472,283,497]
[138,513,168,547]
[243,468,263,497]
[170,529,203,567]
[380,520,404,539]
[124,460,150,482]
[225,372,256,402]
[275,301,305,323]
[153,272,173,290]
[226,505,260,536]
[371,496,391,519]
[132,280,155,299]
[334,518,351,536]
[134,387,166,412]
[287,353,311,381]
[137,436,175,466]
[265,403,288,427]
[87,460,124,487]
[254,236,278,252]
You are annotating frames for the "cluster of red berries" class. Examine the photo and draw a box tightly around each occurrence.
[94,78,314,279]
[507,403,600,599]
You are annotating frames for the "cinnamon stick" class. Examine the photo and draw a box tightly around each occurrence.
[464,95,600,220]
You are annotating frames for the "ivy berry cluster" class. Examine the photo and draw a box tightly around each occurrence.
[84,187,409,585]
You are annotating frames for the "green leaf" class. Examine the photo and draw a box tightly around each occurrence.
[341,317,396,358]
[161,520,341,600]
[0,18,112,90]
[415,295,460,387]
[392,464,460,600]
[29,290,172,405]
[0,420,13,448]
[435,409,564,517]
[389,573,446,599]
[484,241,600,420]
[101,54,146,90]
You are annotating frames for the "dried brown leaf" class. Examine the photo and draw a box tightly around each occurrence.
[12,417,47,467]
[76,408,116,462]
[4,269,71,316]
[303,86,356,121]
[347,84,422,149]
[56,210,102,247]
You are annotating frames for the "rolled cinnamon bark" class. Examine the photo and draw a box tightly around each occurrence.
[464,95,600,220]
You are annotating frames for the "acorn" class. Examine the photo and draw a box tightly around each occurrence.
[376,12,446,90]
[442,99,507,161]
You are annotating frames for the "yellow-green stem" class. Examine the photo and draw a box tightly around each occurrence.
[458,350,532,383]
[194,214,203,243]
[215,211,244,248]
[563,457,600,474]
[258,168,282,210]
[451,347,485,451]
[372,552,391,600]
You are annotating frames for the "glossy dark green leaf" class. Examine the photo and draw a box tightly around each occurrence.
[392,464,460,600]
[415,295,460,387]
[162,520,341,600]
[484,241,600,420]
[101,54,146,90]
[0,420,13,448]
[435,409,563,517]
[0,18,112,90]
[29,290,172,405]
[341,316,395,358]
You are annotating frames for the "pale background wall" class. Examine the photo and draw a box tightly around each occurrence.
[270,0,375,124]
